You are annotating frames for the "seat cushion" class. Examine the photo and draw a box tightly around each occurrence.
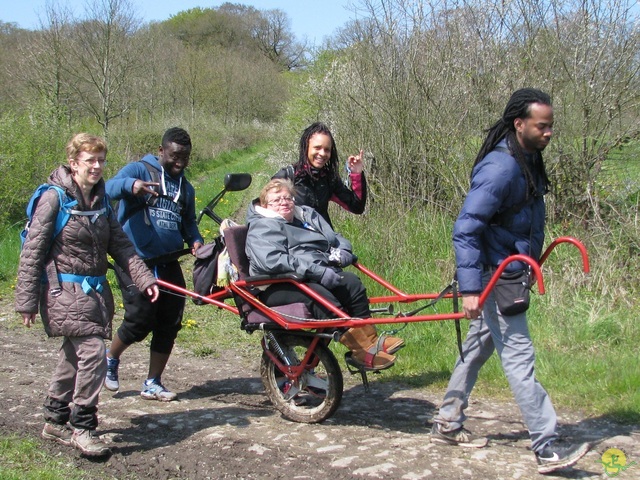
[246,302,312,324]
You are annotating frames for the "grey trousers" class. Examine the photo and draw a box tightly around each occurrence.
[433,274,558,453]
[44,335,106,430]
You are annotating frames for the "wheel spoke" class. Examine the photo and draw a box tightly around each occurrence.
[260,334,343,423]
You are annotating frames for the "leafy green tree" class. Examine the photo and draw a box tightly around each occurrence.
[163,6,251,50]
[160,5,291,125]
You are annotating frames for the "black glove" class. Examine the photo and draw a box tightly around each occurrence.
[320,268,342,289]
[338,250,356,266]
[329,247,356,267]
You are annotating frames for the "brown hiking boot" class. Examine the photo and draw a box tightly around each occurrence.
[376,333,405,354]
[339,326,396,370]
[70,429,111,457]
[349,324,405,354]
[42,422,73,446]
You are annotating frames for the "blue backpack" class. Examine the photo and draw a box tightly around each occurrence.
[20,184,109,250]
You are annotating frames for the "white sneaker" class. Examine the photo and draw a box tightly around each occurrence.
[536,440,590,474]
[104,355,120,391]
[140,378,177,402]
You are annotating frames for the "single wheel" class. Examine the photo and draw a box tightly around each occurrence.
[261,333,343,423]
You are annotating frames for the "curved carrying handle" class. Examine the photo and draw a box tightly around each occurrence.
[479,254,544,308]
[539,236,590,273]
[479,237,590,308]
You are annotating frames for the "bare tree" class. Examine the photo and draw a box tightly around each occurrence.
[299,0,640,223]
[64,0,145,137]
[13,3,76,121]
[248,8,307,70]
[125,25,182,126]
[0,22,31,110]
[535,0,640,223]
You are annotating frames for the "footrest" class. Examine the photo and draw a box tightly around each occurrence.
[344,352,394,393]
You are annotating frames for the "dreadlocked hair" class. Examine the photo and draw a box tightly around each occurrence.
[473,88,551,198]
[295,122,340,180]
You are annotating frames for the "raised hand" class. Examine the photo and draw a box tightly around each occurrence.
[347,149,364,174]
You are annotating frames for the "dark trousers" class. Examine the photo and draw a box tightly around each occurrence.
[116,261,185,354]
[259,271,370,319]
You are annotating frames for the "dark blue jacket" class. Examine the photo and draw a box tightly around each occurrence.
[453,141,546,294]
[105,154,203,259]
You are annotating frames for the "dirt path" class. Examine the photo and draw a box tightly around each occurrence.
[1,301,638,479]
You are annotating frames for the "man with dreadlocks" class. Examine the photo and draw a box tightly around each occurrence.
[272,122,366,228]
[429,88,590,474]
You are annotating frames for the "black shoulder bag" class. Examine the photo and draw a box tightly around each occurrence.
[493,266,532,316]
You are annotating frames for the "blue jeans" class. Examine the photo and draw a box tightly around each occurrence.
[433,273,558,453]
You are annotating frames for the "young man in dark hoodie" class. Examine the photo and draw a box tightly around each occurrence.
[104,127,203,401]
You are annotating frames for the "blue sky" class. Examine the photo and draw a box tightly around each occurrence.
[0,0,359,46]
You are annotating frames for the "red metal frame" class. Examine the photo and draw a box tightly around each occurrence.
[261,335,323,382]
[539,236,590,272]
[156,236,589,331]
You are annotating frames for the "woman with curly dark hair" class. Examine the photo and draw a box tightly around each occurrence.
[272,122,366,228]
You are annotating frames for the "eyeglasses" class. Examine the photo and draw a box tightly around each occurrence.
[266,195,294,206]
[78,158,107,167]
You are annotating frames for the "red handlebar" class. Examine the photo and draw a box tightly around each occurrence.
[479,254,544,307]
[539,236,590,273]
[479,236,590,308]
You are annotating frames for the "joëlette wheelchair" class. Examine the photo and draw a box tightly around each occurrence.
[155,173,590,423]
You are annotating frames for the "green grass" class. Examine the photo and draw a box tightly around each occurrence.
[0,223,22,284]
[600,139,640,203]
[189,142,270,242]
[0,436,102,480]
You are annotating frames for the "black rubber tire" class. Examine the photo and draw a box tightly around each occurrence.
[260,334,343,423]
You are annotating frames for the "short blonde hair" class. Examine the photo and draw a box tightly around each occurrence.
[66,133,107,161]
[259,178,296,207]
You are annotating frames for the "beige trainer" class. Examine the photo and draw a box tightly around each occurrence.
[70,429,111,457]
[42,422,73,446]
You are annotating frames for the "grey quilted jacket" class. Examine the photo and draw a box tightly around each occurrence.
[15,165,156,339]
[245,200,352,282]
